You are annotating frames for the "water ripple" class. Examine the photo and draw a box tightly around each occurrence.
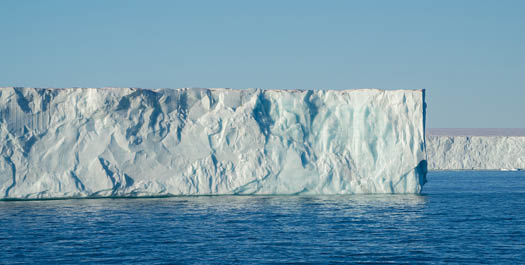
[0,171,524,264]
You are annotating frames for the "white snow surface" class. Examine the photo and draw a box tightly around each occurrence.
[0,87,427,199]
[426,135,525,171]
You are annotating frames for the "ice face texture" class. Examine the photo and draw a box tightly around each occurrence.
[0,87,427,199]
[426,135,525,170]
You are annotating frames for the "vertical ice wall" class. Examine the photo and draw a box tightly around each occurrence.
[426,130,525,170]
[0,87,427,199]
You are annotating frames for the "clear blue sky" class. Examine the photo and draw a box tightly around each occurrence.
[1,0,524,128]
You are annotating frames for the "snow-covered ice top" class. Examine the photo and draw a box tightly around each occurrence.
[0,87,427,199]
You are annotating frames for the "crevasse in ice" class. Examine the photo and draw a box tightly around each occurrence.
[0,87,427,199]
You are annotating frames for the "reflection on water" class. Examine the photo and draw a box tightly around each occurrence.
[0,194,427,220]
[0,171,523,264]
[0,193,427,212]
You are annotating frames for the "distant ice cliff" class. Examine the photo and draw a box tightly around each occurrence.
[426,129,525,171]
[0,87,427,199]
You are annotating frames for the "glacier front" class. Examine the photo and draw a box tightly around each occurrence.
[426,129,525,170]
[0,87,427,199]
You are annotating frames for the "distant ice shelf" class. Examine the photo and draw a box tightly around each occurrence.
[426,129,525,171]
[0,87,427,199]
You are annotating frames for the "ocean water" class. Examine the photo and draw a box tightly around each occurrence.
[0,171,524,264]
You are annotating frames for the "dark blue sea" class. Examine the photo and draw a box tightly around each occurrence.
[1,171,524,264]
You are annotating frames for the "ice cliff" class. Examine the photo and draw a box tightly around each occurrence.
[0,87,427,199]
[426,129,525,170]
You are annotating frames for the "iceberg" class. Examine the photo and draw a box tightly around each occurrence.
[0,87,427,199]
[426,129,525,170]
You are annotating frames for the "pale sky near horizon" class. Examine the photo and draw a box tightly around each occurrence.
[1,0,524,128]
